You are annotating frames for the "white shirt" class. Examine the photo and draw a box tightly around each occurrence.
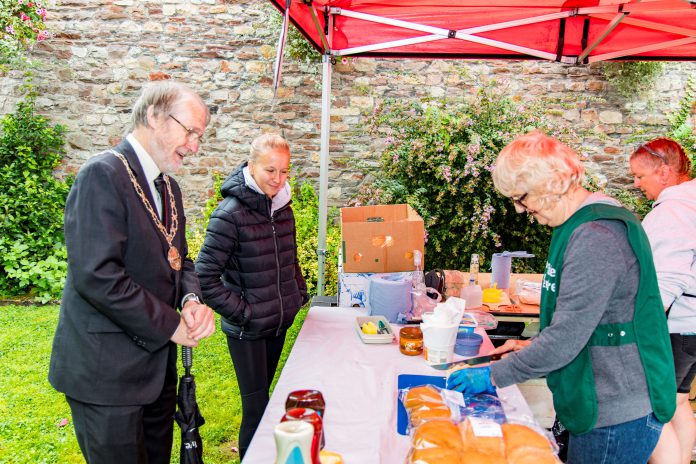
[642,178,696,333]
[126,133,163,219]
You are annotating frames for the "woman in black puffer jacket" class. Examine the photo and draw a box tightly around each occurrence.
[195,134,308,459]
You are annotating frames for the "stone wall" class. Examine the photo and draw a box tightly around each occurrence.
[1,0,695,219]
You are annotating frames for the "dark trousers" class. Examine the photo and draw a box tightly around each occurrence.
[226,330,287,459]
[66,348,178,464]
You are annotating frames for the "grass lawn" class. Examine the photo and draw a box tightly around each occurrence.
[0,304,308,464]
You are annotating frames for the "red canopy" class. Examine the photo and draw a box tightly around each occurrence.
[270,0,696,63]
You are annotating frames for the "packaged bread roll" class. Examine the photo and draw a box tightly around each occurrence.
[411,420,463,451]
[458,418,505,458]
[404,385,445,409]
[409,401,453,426]
[410,447,462,464]
[460,449,506,464]
[501,423,553,453]
[507,446,561,464]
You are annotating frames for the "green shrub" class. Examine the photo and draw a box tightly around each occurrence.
[291,180,340,296]
[600,61,665,99]
[668,74,696,174]
[0,94,70,301]
[187,171,224,260]
[356,87,579,273]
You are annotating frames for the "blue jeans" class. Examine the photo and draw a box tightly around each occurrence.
[567,413,663,464]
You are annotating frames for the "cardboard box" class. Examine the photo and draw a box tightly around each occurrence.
[341,204,425,273]
[338,271,414,308]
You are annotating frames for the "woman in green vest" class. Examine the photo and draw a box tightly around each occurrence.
[447,130,676,464]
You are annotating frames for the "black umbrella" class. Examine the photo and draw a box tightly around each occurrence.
[175,346,205,463]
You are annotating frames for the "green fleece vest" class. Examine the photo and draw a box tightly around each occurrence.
[540,203,675,435]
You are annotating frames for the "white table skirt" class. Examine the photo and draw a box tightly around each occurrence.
[242,306,536,463]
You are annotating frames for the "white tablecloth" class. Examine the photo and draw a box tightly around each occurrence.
[242,306,535,463]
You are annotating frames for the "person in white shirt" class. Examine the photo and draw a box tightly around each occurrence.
[631,138,696,464]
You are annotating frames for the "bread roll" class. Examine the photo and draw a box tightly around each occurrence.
[404,385,444,409]
[412,420,463,451]
[409,402,452,426]
[410,447,462,464]
[507,446,560,464]
[458,418,505,458]
[501,423,552,452]
[460,449,506,464]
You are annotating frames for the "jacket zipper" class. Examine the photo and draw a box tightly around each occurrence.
[272,212,285,336]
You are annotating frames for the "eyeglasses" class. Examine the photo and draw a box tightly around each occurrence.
[169,114,204,143]
[637,144,667,164]
[511,192,539,215]
[511,193,529,210]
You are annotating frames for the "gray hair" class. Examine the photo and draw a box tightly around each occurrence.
[249,133,290,162]
[130,80,210,130]
[493,130,585,198]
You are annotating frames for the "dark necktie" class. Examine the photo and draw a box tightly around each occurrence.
[154,174,170,231]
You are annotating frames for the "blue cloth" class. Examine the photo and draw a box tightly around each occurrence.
[567,413,662,464]
[446,366,495,395]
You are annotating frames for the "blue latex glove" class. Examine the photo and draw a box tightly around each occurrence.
[446,366,495,395]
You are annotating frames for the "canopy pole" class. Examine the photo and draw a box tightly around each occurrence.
[316,53,332,298]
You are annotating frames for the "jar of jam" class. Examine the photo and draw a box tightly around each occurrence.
[285,389,326,449]
[399,326,423,356]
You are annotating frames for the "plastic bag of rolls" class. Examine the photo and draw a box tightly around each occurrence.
[400,384,506,434]
[407,417,561,464]
[400,385,454,431]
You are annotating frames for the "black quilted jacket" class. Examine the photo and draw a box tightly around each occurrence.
[195,162,308,340]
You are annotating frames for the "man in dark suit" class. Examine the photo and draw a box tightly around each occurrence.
[49,80,216,464]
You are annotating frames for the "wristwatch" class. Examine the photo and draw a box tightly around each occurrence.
[181,293,201,307]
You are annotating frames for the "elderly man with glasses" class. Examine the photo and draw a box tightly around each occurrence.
[49,80,216,464]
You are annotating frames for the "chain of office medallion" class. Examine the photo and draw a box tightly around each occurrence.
[112,151,179,244]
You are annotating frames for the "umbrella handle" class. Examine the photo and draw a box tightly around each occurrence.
[182,346,193,375]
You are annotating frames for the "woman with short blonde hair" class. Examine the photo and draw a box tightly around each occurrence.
[449,130,676,464]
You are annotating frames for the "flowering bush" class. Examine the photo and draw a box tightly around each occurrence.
[356,86,578,273]
[1,0,50,68]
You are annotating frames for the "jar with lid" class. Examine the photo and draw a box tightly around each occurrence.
[399,326,423,356]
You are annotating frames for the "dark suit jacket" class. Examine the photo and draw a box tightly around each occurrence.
[49,139,201,405]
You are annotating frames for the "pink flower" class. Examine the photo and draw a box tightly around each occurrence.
[37,30,49,41]
[58,418,69,427]
[341,57,348,65]
[20,12,30,21]
[18,0,24,4]
[5,25,15,34]
[36,7,47,18]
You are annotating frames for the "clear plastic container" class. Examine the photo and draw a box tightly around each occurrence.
[460,284,483,309]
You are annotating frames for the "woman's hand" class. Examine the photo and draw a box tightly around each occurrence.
[488,339,532,358]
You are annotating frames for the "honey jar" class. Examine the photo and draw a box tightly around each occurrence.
[399,326,423,356]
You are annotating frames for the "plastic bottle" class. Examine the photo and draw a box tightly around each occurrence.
[460,254,483,309]
[412,250,426,292]
[469,253,480,285]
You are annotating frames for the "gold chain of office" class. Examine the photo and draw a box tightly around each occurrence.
[112,151,182,270]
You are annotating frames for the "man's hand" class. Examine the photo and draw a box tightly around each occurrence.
[181,300,216,341]
[170,318,198,347]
